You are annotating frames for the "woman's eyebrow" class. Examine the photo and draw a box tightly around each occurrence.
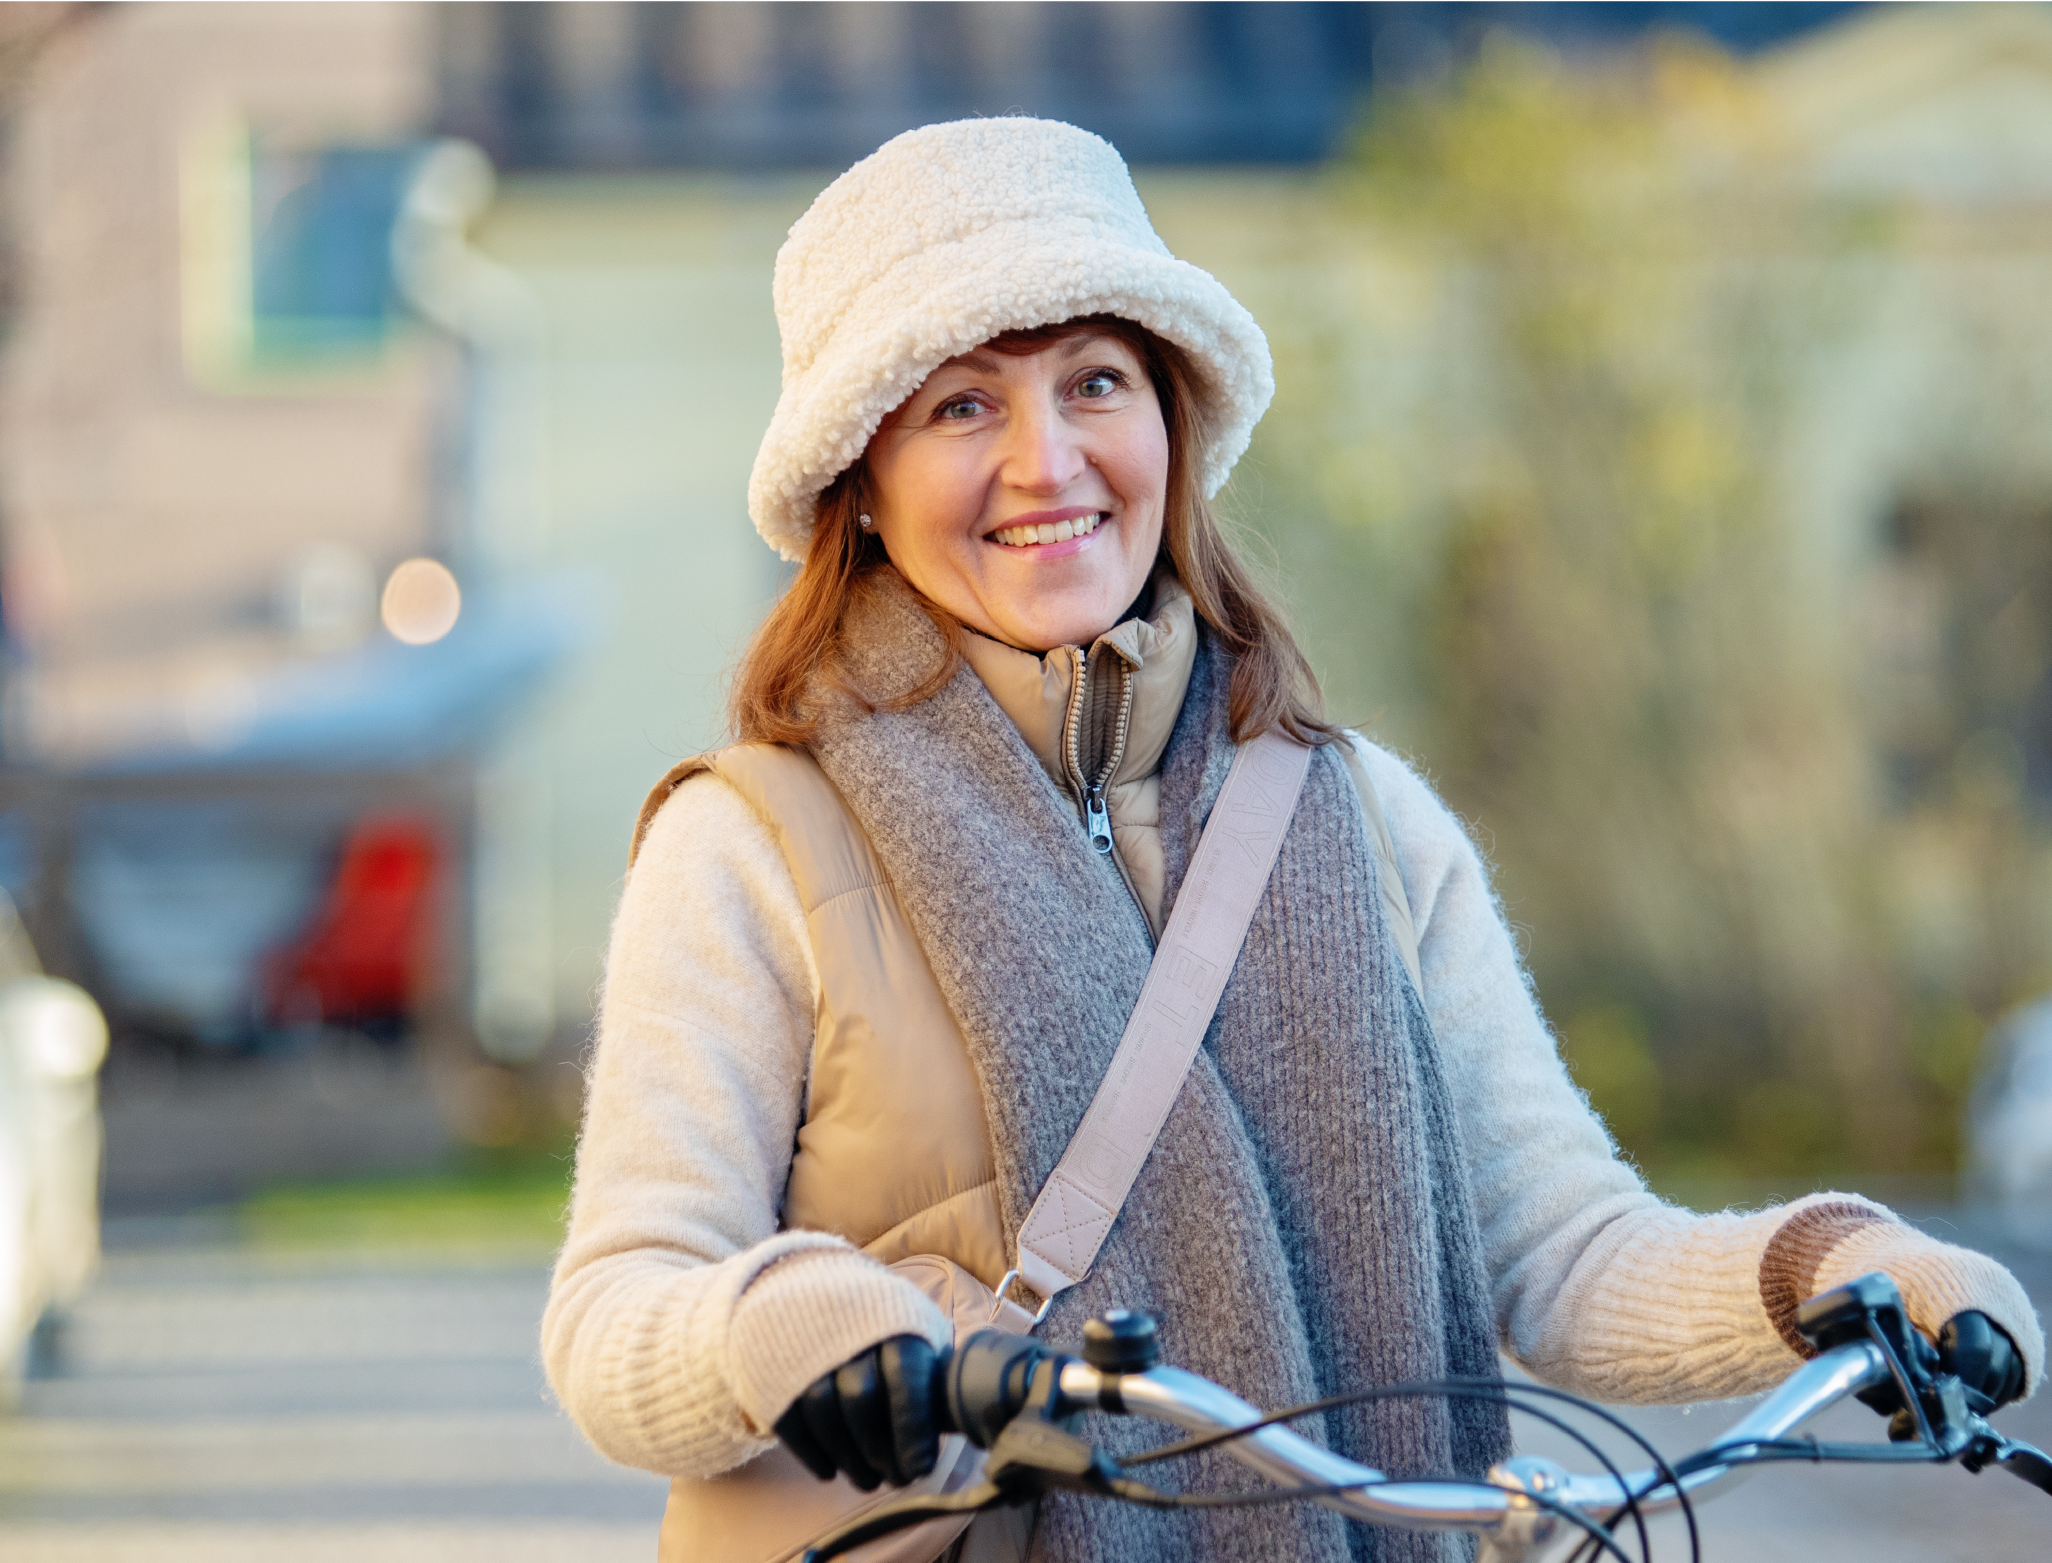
[937,336,1116,380]
[939,349,1003,376]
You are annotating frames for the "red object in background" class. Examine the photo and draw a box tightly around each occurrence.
[263,815,442,1027]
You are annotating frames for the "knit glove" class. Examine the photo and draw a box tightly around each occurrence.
[1759,1194,2045,1400]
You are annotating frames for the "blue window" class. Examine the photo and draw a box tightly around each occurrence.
[248,143,421,360]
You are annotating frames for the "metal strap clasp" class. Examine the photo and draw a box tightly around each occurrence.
[990,1267,1056,1328]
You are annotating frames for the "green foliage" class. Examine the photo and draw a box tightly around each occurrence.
[237,1148,573,1255]
[1561,1002,1660,1154]
[1241,36,2052,1179]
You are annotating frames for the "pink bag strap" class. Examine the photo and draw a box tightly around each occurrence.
[997,728,1314,1322]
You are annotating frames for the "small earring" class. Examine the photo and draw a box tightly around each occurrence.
[858,513,874,531]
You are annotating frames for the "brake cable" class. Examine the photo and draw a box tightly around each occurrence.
[1125,1375,1686,1563]
[994,1451,1638,1563]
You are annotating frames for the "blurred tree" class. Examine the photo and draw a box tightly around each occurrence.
[1242,35,2052,1182]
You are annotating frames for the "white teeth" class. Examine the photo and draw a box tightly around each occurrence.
[991,514,1104,546]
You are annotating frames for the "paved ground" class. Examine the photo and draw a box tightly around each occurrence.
[0,1218,2046,1561]
[0,1242,667,1561]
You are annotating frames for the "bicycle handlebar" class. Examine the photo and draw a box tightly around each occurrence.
[801,1273,2052,1562]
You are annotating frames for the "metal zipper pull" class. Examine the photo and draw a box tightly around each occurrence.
[1085,781,1113,855]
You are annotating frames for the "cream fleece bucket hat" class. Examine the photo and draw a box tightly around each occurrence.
[747,117,1276,562]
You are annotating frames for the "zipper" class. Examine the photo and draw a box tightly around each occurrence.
[1062,645,1134,850]
[1061,641,1151,939]
[1083,780,1112,855]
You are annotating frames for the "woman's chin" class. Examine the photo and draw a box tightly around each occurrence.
[930,542,1157,652]
[981,595,1132,654]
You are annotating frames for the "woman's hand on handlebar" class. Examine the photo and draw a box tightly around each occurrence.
[1854,1308,2026,1424]
[774,1335,950,1490]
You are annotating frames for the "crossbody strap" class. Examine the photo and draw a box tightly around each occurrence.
[998,728,1314,1322]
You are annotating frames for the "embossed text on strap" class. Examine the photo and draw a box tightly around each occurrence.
[1012,729,1313,1304]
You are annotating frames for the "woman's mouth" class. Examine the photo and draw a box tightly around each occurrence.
[990,512,1105,549]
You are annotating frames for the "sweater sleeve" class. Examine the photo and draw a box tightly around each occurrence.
[541,771,950,1479]
[1352,735,2045,1404]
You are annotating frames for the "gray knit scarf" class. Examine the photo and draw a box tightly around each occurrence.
[806,573,1510,1562]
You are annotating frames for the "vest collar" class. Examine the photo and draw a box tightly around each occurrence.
[956,575,1197,793]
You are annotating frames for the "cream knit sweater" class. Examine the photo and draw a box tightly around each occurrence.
[544,735,2043,1483]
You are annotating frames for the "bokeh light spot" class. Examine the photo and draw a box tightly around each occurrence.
[381,557,461,645]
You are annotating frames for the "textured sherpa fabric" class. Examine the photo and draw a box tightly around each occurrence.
[747,117,1276,561]
[802,571,1508,1562]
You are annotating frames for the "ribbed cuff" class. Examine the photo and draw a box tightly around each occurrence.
[1758,1195,1893,1355]
[726,1245,952,1436]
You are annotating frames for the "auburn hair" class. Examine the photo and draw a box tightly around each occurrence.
[729,316,1337,749]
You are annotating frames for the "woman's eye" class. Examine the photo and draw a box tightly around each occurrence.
[937,397,983,421]
[1076,372,1122,400]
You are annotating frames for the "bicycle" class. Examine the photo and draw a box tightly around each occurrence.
[797,1271,2052,1562]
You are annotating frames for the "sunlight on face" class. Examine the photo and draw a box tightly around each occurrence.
[863,332,1169,653]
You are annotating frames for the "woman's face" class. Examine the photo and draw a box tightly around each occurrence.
[863,331,1169,653]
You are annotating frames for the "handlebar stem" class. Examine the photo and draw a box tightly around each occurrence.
[1474,1457,1567,1563]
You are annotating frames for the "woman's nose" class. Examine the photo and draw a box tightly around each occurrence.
[996,398,1088,495]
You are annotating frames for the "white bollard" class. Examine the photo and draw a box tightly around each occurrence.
[0,976,108,1405]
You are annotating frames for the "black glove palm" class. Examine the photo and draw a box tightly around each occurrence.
[1940,1310,2026,1416]
[773,1335,945,1491]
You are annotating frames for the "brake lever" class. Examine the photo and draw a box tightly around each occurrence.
[1995,1441,2052,1496]
[1795,1272,1965,1452]
[1958,1414,2052,1496]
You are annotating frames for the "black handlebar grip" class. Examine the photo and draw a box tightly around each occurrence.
[942,1329,1049,1450]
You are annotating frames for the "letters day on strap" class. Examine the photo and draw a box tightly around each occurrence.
[1006,728,1313,1314]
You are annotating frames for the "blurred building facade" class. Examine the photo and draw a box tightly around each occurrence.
[0,4,562,1205]
[3,4,442,773]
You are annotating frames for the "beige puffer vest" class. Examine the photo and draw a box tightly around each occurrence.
[635,739,1013,1288]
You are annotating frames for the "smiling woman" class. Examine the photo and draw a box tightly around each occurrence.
[543,117,2043,1563]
